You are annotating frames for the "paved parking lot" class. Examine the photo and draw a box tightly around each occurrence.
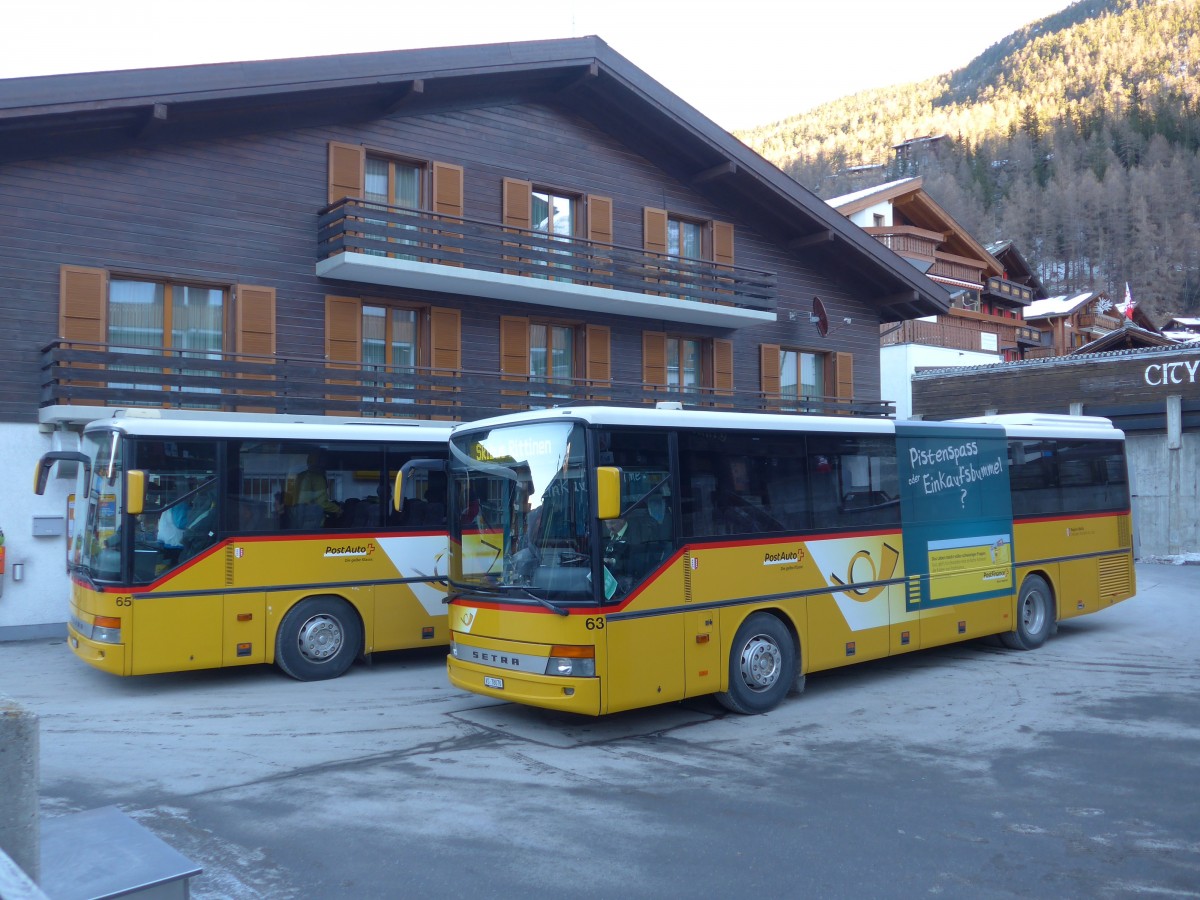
[4,562,1199,899]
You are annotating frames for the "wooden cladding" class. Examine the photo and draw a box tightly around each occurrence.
[59,265,108,343]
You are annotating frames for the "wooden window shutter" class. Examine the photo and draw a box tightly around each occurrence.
[327,142,364,205]
[429,306,461,373]
[643,208,668,255]
[586,325,611,383]
[503,179,532,230]
[432,162,464,218]
[325,295,362,364]
[500,316,530,377]
[830,351,854,410]
[235,286,276,357]
[642,331,666,387]
[712,222,735,266]
[235,285,276,411]
[59,265,108,343]
[760,344,781,397]
[712,338,734,396]
[324,295,361,414]
[587,196,613,244]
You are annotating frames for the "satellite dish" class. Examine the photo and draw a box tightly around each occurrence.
[810,296,829,337]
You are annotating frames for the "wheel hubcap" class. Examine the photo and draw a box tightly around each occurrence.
[296,614,343,662]
[1021,591,1046,634]
[739,635,782,693]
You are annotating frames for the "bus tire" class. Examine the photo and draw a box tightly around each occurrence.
[275,597,363,681]
[715,612,797,715]
[1001,575,1055,651]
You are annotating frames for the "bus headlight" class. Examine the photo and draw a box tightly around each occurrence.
[91,615,122,644]
[545,645,595,678]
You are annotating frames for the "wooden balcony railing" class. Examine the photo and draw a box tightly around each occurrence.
[863,225,940,261]
[317,199,777,314]
[984,276,1034,304]
[41,342,894,420]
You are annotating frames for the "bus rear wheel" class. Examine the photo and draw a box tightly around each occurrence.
[715,612,797,715]
[276,597,363,681]
[1001,575,1055,651]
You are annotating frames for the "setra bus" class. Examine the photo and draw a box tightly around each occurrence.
[442,406,1136,715]
[35,415,452,680]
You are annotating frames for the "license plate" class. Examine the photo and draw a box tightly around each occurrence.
[483,676,504,689]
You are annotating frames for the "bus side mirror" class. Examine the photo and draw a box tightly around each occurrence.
[33,451,92,497]
[126,470,146,516]
[395,459,446,513]
[596,466,622,521]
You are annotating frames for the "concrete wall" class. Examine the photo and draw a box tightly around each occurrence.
[0,423,74,637]
[1127,431,1200,557]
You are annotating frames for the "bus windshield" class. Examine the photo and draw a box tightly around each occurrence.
[71,429,124,581]
[449,421,594,602]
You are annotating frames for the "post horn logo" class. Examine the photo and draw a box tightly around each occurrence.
[830,543,899,602]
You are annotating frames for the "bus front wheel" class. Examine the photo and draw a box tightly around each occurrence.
[1002,575,1055,651]
[276,597,363,681]
[715,612,797,715]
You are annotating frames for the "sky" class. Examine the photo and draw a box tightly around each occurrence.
[6,0,1075,131]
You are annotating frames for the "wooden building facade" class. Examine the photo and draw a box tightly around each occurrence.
[1,38,949,635]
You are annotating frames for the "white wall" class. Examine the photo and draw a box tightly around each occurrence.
[881,344,999,420]
[847,201,892,229]
[0,424,74,639]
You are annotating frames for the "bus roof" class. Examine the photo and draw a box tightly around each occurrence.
[952,413,1124,440]
[85,415,454,443]
[449,406,1125,442]
[450,405,898,436]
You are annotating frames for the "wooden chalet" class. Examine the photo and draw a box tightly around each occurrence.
[2,37,952,634]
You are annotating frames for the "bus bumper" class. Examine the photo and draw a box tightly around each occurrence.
[447,656,601,716]
[66,621,129,676]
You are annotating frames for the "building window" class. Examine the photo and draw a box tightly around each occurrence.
[365,155,422,209]
[666,336,702,392]
[873,213,885,227]
[780,349,825,408]
[530,322,575,386]
[363,304,419,403]
[109,278,226,402]
[532,190,577,238]
[668,216,704,260]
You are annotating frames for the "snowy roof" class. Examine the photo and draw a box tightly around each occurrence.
[1023,292,1095,319]
[827,178,918,209]
[1164,331,1200,343]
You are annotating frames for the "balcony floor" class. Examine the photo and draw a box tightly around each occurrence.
[316,252,776,328]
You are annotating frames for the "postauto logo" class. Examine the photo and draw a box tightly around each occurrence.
[323,541,376,558]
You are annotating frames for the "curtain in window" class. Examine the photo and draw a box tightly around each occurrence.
[667,338,700,392]
[173,285,224,402]
[109,279,164,398]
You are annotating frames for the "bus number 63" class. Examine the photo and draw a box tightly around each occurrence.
[585,617,605,631]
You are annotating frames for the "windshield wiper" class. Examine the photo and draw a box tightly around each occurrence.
[511,585,570,617]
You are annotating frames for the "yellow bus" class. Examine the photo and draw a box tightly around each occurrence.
[443,407,1135,715]
[35,415,452,680]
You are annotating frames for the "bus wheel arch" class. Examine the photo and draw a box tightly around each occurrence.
[715,610,800,715]
[275,595,365,681]
[1002,573,1057,651]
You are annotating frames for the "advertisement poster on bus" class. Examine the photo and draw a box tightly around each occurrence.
[895,422,1014,610]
